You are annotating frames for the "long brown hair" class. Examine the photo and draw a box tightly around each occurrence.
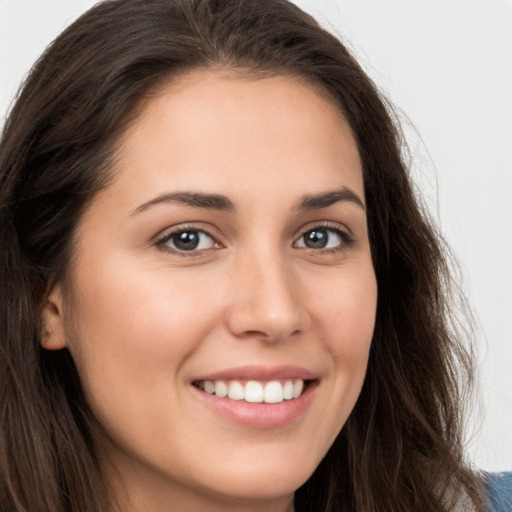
[0,1,485,510]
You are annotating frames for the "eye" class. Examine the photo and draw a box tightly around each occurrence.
[157,229,217,252]
[295,226,352,250]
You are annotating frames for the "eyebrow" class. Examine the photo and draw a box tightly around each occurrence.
[131,192,235,215]
[296,188,365,211]
[131,186,365,216]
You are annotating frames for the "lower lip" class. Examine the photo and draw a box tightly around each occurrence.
[191,381,317,428]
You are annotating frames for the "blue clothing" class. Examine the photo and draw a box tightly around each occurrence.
[484,472,512,512]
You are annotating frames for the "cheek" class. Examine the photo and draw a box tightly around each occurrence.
[308,264,376,433]
[63,256,224,409]
[62,260,231,465]
[313,263,377,355]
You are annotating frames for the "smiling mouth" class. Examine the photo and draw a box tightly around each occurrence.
[192,379,309,404]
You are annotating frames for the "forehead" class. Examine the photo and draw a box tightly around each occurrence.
[95,70,363,214]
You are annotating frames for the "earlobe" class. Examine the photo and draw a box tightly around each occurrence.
[40,283,68,350]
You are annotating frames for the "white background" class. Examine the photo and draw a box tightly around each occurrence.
[1,0,510,471]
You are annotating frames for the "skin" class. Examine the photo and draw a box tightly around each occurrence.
[42,71,378,512]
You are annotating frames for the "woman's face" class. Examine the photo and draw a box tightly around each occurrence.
[44,71,377,512]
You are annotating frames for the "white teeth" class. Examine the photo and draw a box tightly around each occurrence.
[264,381,284,403]
[283,380,294,400]
[214,380,228,398]
[245,381,264,402]
[228,381,244,400]
[293,379,304,398]
[200,379,305,403]
[204,381,215,394]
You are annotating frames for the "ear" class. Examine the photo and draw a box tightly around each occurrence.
[40,281,68,350]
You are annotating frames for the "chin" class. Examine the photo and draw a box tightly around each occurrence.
[191,449,318,502]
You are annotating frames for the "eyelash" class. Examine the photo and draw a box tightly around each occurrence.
[155,224,219,257]
[154,222,355,257]
[296,222,356,254]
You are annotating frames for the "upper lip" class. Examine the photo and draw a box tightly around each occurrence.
[192,365,318,382]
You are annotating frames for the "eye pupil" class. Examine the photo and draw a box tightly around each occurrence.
[174,231,200,250]
[305,229,328,248]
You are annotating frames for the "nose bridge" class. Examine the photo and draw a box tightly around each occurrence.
[227,242,306,341]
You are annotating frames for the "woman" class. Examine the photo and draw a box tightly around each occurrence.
[0,0,509,511]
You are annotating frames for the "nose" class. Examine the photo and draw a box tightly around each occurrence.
[226,250,309,343]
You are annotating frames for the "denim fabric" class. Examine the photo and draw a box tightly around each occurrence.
[484,472,512,512]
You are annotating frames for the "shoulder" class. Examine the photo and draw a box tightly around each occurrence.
[483,472,512,512]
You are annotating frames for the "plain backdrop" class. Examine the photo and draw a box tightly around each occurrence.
[1,0,511,471]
